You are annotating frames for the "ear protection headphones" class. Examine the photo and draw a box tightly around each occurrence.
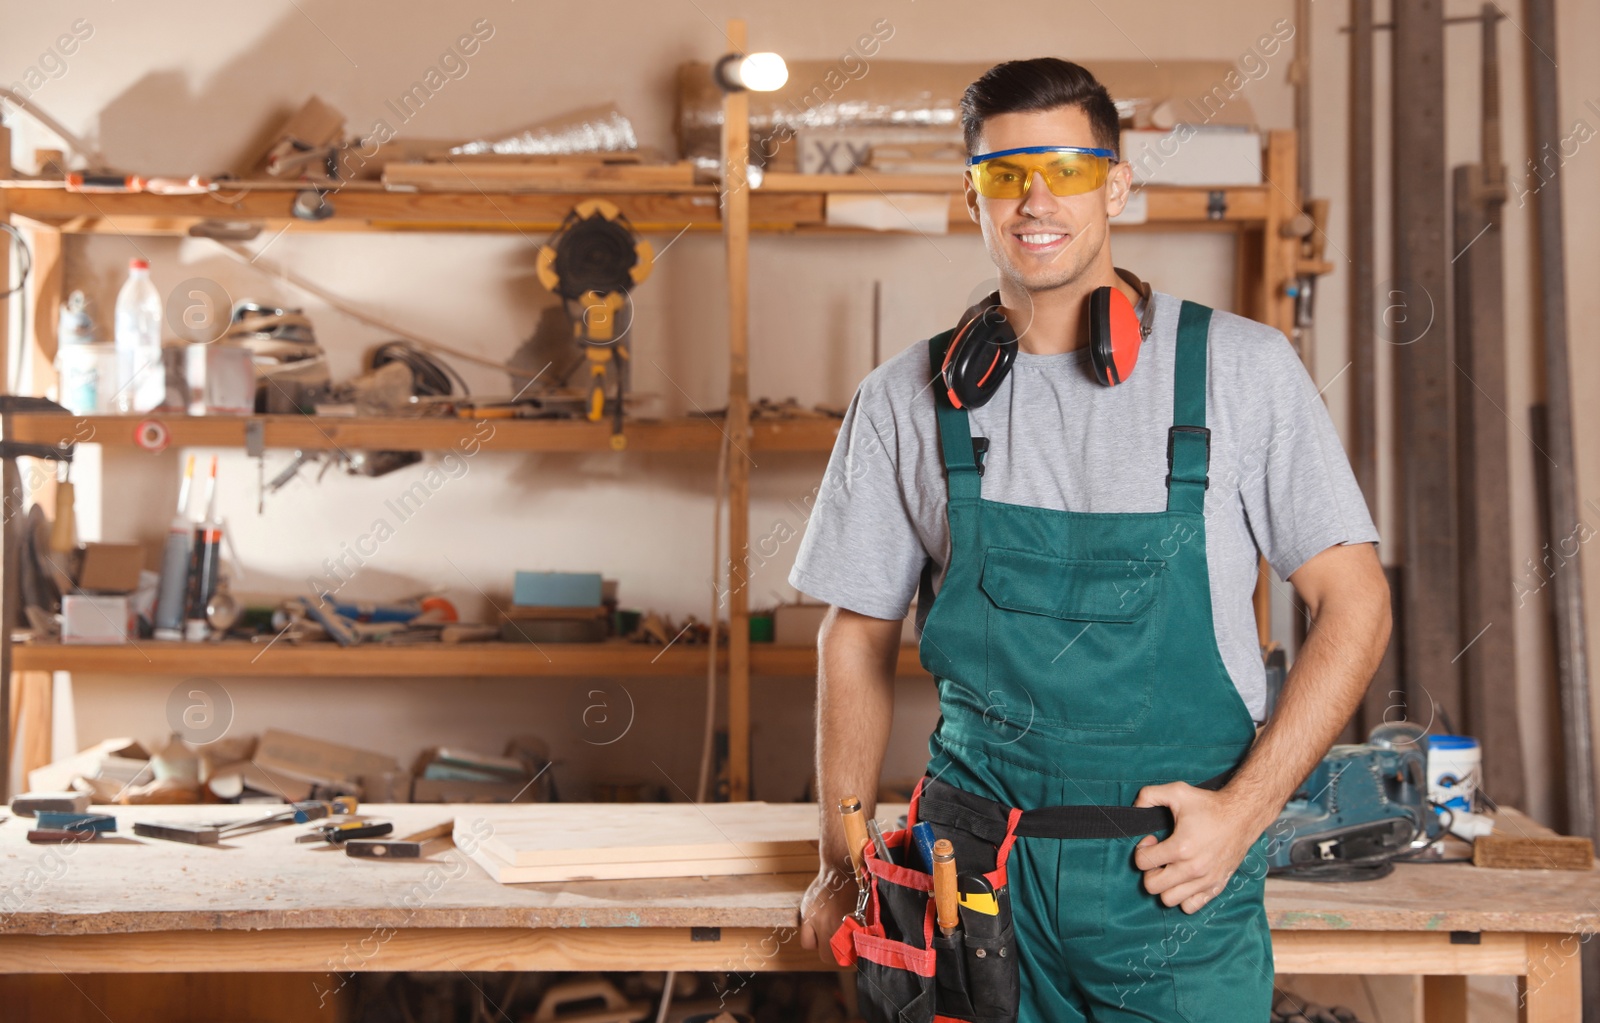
[940,269,1153,409]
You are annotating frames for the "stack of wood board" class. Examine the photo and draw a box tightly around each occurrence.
[458,801,819,883]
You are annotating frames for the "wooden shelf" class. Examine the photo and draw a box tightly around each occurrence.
[6,413,841,454]
[10,639,926,678]
[2,180,1271,236]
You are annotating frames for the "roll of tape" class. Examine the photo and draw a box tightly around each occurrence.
[134,419,170,452]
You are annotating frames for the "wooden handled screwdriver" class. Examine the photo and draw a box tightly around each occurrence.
[933,839,959,936]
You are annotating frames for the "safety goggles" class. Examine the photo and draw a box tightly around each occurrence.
[966,145,1117,199]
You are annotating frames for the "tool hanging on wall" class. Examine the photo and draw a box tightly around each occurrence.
[535,199,654,448]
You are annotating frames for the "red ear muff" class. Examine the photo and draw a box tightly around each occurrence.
[942,297,1016,409]
[1088,285,1143,386]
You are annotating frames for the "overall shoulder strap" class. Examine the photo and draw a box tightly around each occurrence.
[927,331,982,502]
[1166,301,1213,514]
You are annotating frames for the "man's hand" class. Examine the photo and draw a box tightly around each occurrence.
[798,863,861,966]
[1132,782,1270,915]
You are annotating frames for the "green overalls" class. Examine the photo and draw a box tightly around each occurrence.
[918,301,1274,1021]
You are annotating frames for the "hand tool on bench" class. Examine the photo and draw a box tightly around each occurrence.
[296,819,392,844]
[134,798,358,845]
[11,792,92,817]
[27,827,99,845]
[839,795,871,923]
[35,811,116,834]
[933,839,960,937]
[346,820,454,859]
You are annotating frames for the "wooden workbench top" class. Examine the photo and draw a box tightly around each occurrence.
[4,804,1598,938]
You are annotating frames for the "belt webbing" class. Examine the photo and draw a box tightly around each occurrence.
[916,766,1238,844]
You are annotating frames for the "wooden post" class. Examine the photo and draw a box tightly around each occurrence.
[1392,0,1462,732]
[1348,0,1379,522]
[721,19,752,802]
[0,140,14,799]
[1452,7,1525,807]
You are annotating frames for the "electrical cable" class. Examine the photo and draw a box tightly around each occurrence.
[1,223,33,297]
[371,340,470,397]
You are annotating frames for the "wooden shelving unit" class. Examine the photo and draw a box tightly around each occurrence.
[0,29,1308,798]
[11,639,928,679]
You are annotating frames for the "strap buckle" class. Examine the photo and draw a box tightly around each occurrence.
[971,437,990,477]
[1166,425,1211,490]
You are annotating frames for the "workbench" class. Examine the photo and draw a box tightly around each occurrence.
[1,804,1594,1021]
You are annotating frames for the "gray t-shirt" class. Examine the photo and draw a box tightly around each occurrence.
[787,289,1380,722]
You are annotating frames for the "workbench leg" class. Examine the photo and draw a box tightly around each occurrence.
[1420,975,1467,1023]
[1520,933,1583,1022]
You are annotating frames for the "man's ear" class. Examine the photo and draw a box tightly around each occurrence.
[1104,162,1135,218]
[963,176,981,225]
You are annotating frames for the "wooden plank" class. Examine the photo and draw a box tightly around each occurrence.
[1521,932,1585,1022]
[382,160,696,192]
[1524,0,1596,849]
[724,18,752,804]
[1453,161,1525,806]
[464,847,818,884]
[474,802,817,868]
[1475,807,1596,871]
[6,638,929,679]
[12,671,52,782]
[0,926,827,974]
[1349,0,1380,519]
[1392,0,1463,732]
[1269,930,1529,974]
[6,413,842,454]
[1422,974,1469,1023]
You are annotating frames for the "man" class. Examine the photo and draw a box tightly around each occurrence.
[789,59,1391,1021]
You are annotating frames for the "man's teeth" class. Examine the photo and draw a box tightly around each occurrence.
[1019,233,1064,245]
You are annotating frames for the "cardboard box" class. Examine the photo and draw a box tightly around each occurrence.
[511,571,603,607]
[61,594,134,644]
[77,543,145,593]
[1121,128,1263,187]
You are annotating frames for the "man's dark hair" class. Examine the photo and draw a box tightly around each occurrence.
[960,58,1121,157]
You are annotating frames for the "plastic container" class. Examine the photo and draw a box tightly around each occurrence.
[1427,734,1481,816]
[113,258,166,413]
[54,290,102,414]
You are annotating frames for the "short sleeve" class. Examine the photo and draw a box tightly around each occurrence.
[788,384,927,621]
[1235,334,1381,581]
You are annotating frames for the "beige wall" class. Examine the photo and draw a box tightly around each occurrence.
[3,0,1596,816]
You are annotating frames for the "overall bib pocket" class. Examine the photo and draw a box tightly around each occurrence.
[979,548,1166,733]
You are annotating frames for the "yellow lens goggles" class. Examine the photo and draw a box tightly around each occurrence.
[966,145,1116,200]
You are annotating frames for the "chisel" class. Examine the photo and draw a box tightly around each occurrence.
[345,820,454,859]
[839,795,871,923]
[933,839,960,937]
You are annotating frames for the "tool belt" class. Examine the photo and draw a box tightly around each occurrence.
[831,769,1236,1023]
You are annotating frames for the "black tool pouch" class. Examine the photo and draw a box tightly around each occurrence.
[830,777,1022,1023]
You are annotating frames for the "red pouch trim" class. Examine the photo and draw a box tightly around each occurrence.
[854,932,937,977]
[985,805,1024,889]
[830,915,865,967]
[865,830,933,892]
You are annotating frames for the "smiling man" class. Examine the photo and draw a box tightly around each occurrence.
[790,59,1390,1022]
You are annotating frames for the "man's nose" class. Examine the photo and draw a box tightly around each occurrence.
[1021,170,1058,213]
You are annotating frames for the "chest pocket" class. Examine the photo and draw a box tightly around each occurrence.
[978,548,1165,733]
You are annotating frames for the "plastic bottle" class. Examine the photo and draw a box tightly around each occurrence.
[54,290,101,414]
[113,258,166,413]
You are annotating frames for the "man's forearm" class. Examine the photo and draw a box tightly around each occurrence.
[1224,588,1392,832]
[814,610,899,877]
